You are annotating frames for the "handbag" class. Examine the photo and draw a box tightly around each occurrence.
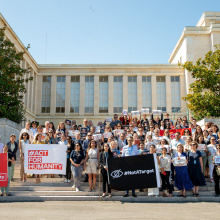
[216,166,220,176]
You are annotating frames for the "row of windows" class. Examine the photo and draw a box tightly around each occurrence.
[41,76,181,114]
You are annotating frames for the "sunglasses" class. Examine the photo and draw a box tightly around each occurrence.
[211,139,216,141]
[67,138,71,140]
[191,144,196,146]
[49,132,53,133]
[88,135,92,136]
[209,130,213,132]
[23,134,27,136]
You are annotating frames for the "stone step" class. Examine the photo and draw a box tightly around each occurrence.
[6,190,217,197]
[9,185,215,191]
[1,195,220,203]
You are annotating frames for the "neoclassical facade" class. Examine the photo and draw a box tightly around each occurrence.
[1,12,220,126]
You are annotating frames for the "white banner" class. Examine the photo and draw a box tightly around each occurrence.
[24,144,67,175]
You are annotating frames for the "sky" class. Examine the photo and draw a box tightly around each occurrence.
[0,0,219,64]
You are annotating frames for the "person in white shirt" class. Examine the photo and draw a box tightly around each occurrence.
[159,148,172,197]
[20,122,34,143]
[170,132,185,180]
[121,137,138,197]
[30,121,38,137]
[43,121,50,134]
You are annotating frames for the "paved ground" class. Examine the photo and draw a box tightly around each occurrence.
[0,201,220,219]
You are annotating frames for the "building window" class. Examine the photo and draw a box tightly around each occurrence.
[56,76,65,113]
[113,76,123,113]
[171,76,181,113]
[128,76,137,112]
[70,76,80,113]
[142,76,152,112]
[99,76,108,113]
[41,76,51,113]
[156,76,166,112]
[85,76,94,113]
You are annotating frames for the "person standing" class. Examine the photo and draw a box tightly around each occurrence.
[19,132,30,182]
[0,145,15,196]
[121,137,138,197]
[20,122,34,143]
[32,134,45,183]
[173,144,194,197]
[99,143,113,197]
[65,136,74,183]
[82,132,93,182]
[6,134,18,181]
[187,142,206,197]
[159,147,173,197]
[70,143,85,191]
[84,140,99,191]
[170,132,185,180]
[213,144,220,196]
[31,121,38,136]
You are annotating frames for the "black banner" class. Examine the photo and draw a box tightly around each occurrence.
[107,154,160,190]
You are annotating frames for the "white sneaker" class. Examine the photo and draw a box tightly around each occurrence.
[72,184,76,189]
[64,179,68,183]
[76,188,79,192]
[67,179,71,183]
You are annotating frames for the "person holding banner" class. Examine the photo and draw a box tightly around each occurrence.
[33,134,45,183]
[187,142,206,197]
[148,144,160,197]
[99,143,113,197]
[121,137,138,197]
[1,145,15,196]
[84,140,99,191]
[173,144,193,197]
[19,132,30,182]
[70,143,85,191]
[65,136,74,183]
[159,147,173,197]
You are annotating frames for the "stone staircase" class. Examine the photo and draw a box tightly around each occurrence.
[1,155,220,202]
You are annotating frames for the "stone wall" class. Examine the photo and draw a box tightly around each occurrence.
[197,118,220,129]
[0,118,22,145]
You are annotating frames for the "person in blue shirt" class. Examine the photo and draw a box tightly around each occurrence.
[138,142,148,155]
[120,137,138,197]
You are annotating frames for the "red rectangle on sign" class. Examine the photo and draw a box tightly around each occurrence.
[28,157,42,163]
[0,153,8,187]
[28,150,48,156]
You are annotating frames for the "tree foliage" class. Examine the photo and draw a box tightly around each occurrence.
[180,45,220,120]
[0,27,33,123]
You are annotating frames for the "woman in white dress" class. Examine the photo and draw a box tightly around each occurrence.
[84,140,99,191]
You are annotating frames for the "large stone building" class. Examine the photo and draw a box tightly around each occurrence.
[0,12,220,126]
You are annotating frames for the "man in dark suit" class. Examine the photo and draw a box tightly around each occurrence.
[6,134,18,181]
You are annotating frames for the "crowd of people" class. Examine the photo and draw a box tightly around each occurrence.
[1,112,220,198]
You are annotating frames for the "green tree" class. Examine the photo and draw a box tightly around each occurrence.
[180,45,220,120]
[0,27,33,123]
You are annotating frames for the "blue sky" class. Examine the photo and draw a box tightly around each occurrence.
[1,0,219,64]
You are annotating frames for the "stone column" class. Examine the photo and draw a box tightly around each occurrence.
[166,75,171,113]
[123,75,128,110]
[180,75,186,113]
[94,75,99,116]
[50,76,56,116]
[108,75,114,116]
[31,72,36,113]
[79,75,85,116]
[137,75,142,110]
[65,76,71,116]
[151,75,157,110]
[35,75,42,115]
[27,69,33,110]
